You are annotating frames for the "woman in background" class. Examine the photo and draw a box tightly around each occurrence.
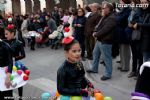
[127,0,143,78]
[73,8,86,61]
[133,0,150,62]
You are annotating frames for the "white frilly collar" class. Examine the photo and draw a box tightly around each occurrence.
[132,96,150,100]
[140,61,150,75]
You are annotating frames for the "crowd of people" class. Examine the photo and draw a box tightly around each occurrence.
[0,0,150,99]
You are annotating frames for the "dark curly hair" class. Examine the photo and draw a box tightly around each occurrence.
[64,39,79,51]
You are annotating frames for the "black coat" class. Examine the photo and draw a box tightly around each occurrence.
[84,12,101,36]
[5,39,25,61]
[52,11,60,26]
[94,13,116,44]
[137,6,150,52]
[57,60,90,96]
[0,40,13,73]
[115,7,131,44]
[73,16,86,42]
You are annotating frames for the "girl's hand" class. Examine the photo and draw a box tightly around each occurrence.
[87,88,94,96]
[5,73,12,88]
[88,91,92,96]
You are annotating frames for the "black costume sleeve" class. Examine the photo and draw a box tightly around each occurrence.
[80,63,90,86]
[81,63,94,89]
[57,65,82,96]
[84,77,90,85]
[4,42,13,73]
[7,48,13,73]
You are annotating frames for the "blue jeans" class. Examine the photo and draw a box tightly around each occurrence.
[92,41,112,78]
[143,52,150,62]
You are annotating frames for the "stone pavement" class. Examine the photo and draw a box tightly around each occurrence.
[83,59,136,100]
[12,47,136,100]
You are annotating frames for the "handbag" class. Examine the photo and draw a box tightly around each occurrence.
[132,29,141,40]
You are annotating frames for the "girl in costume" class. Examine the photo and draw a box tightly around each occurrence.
[5,24,26,100]
[57,36,94,97]
[0,31,14,99]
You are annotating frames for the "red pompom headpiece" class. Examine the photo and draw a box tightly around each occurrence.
[62,36,74,45]
[64,27,70,32]
[7,24,14,30]
[8,16,11,18]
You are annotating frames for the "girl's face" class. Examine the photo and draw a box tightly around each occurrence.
[65,43,81,63]
[5,30,14,40]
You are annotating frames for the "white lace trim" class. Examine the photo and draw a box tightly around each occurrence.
[132,96,150,100]
[140,62,150,75]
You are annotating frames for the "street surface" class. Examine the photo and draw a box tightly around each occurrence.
[13,46,136,100]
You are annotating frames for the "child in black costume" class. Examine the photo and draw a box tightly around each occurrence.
[57,36,94,97]
[0,33,14,99]
[135,61,150,97]
[5,25,26,100]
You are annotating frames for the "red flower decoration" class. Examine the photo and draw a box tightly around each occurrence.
[62,36,74,45]
[7,24,14,29]
[8,16,11,18]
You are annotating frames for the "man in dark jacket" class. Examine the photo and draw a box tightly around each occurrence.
[84,3,101,60]
[87,2,116,81]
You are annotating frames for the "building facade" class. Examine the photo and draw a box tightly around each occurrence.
[4,0,77,15]
[3,0,116,15]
